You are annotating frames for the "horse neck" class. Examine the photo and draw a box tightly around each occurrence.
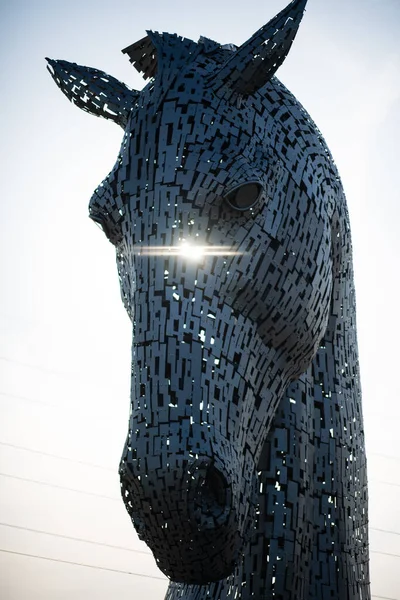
[165,340,369,600]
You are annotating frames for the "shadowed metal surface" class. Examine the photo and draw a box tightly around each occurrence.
[47,0,370,597]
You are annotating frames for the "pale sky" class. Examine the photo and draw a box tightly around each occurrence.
[0,0,399,598]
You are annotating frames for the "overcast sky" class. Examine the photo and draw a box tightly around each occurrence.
[1,0,399,598]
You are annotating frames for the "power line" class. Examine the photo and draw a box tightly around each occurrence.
[0,356,128,397]
[372,480,400,489]
[0,548,166,581]
[2,471,400,544]
[1,465,400,539]
[371,550,400,559]
[0,356,78,378]
[2,386,400,465]
[1,448,400,536]
[2,521,400,563]
[0,522,150,555]
[369,452,400,462]
[0,389,125,421]
[0,355,128,388]
[371,527,400,537]
[2,439,400,482]
[0,390,55,408]
[0,472,119,502]
[0,441,115,473]
[0,547,397,591]
[7,385,398,468]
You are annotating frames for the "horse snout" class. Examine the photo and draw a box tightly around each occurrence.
[119,452,244,583]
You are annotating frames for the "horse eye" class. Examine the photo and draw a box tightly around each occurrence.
[225,182,262,211]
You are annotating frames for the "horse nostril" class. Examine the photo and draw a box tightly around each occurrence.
[188,460,231,528]
[198,465,227,510]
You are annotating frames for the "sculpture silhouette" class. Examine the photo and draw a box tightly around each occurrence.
[47,0,370,598]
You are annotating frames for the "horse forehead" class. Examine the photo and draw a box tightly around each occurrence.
[127,92,258,157]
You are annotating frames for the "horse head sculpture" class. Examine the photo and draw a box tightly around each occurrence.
[47,0,370,597]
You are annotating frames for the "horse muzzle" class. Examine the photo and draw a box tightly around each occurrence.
[119,454,245,583]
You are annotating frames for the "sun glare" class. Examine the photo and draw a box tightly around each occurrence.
[178,242,206,261]
[134,242,242,260]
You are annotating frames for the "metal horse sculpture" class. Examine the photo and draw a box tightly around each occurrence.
[47,0,370,598]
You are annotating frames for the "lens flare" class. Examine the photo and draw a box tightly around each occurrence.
[134,243,242,259]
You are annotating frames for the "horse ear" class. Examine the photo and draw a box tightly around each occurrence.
[211,0,308,96]
[122,32,199,80]
[46,58,139,128]
[122,35,158,80]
